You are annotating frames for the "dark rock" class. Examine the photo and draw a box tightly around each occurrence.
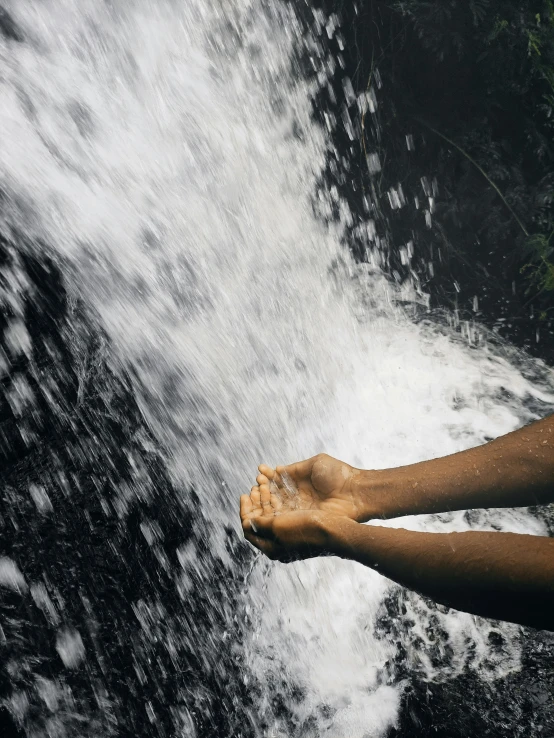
[378,588,554,737]
[0,229,270,737]
[0,8,23,42]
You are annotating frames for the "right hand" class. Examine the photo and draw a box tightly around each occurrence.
[257,453,368,522]
[240,499,339,563]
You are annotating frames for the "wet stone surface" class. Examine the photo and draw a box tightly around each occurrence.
[377,586,554,738]
[0,7,22,43]
[0,232,277,737]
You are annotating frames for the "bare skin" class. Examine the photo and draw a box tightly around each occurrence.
[241,415,554,631]
[257,456,363,520]
[256,414,554,521]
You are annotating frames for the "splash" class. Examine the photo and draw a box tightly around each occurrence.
[0,0,553,735]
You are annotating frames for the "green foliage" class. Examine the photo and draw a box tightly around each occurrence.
[324,0,554,322]
[522,232,554,298]
[314,0,554,355]
[390,0,554,299]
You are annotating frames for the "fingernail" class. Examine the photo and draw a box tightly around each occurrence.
[250,520,258,534]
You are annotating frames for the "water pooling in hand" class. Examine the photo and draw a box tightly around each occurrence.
[272,470,300,511]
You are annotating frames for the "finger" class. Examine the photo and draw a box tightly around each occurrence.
[241,515,256,533]
[243,529,276,558]
[260,482,273,516]
[250,485,262,511]
[258,464,275,479]
[270,489,283,513]
[256,473,270,486]
[258,464,284,489]
[240,494,253,522]
[246,513,275,537]
[241,507,264,529]
[277,456,317,483]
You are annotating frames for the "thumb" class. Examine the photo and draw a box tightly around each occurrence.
[249,514,276,538]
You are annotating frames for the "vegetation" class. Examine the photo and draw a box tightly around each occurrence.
[391,0,554,286]
[312,0,554,359]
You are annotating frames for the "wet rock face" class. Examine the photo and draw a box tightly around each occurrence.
[378,588,554,738]
[0,8,23,42]
[389,641,554,738]
[0,232,262,737]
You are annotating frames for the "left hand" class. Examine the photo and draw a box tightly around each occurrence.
[240,481,337,562]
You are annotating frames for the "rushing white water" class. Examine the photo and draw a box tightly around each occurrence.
[1,0,553,735]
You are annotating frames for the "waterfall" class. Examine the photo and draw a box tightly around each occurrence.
[0,1,553,735]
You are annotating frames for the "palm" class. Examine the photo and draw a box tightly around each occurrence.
[258,454,361,521]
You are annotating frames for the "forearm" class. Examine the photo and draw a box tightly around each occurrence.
[355,414,554,519]
[327,517,554,630]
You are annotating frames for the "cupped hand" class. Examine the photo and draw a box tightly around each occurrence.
[256,453,366,522]
[240,479,339,562]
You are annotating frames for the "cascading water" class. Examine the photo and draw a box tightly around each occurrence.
[0,1,553,736]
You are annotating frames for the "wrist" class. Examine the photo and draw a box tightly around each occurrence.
[351,468,404,521]
[321,514,361,558]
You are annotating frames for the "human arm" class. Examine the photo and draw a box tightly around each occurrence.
[357,413,554,519]
[257,415,554,521]
[331,519,554,631]
[240,501,554,631]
